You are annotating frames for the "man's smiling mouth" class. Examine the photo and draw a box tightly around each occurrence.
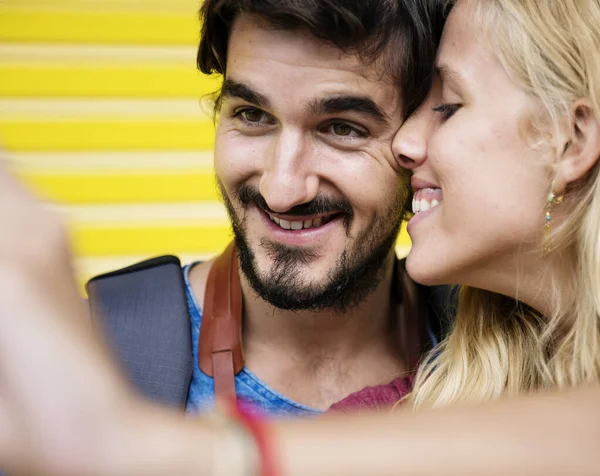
[238,184,352,233]
[266,212,340,230]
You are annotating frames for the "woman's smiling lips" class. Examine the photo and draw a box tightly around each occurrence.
[412,188,443,214]
[408,176,443,233]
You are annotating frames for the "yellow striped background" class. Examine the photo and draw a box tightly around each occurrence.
[0,0,410,292]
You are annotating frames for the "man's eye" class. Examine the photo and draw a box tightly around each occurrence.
[325,122,368,138]
[233,108,272,125]
[333,123,354,136]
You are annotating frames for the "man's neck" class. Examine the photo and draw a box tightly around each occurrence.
[189,251,408,410]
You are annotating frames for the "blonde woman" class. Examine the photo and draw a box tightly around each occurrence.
[1,0,600,475]
[394,0,600,407]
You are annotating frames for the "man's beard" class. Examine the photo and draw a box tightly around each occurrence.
[220,182,407,312]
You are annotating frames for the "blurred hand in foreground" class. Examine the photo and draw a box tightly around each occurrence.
[0,157,142,475]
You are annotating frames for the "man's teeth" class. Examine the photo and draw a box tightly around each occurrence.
[270,215,328,230]
[412,198,441,214]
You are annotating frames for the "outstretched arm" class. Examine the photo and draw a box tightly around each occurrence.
[277,386,600,475]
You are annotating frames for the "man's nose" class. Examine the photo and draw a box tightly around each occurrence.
[392,105,433,171]
[259,130,319,213]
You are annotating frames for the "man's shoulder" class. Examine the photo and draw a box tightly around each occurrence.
[186,260,213,307]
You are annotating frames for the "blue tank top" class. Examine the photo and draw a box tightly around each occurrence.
[183,263,321,418]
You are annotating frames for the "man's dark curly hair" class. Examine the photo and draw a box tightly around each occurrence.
[197,0,448,118]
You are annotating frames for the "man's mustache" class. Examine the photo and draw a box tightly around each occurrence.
[237,184,353,218]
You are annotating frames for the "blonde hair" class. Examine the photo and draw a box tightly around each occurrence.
[410,0,600,408]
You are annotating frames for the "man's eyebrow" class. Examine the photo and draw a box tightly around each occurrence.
[308,95,390,125]
[220,79,270,108]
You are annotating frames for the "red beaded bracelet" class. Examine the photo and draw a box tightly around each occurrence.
[221,396,280,476]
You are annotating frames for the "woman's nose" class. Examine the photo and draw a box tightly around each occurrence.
[392,107,431,170]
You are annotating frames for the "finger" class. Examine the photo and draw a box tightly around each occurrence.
[0,148,18,184]
[0,155,37,218]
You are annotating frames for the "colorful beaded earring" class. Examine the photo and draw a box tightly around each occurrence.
[543,184,564,254]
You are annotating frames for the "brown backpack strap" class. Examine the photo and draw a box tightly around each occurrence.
[199,242,244,400]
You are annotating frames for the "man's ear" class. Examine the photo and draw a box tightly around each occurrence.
[555,99,600,190]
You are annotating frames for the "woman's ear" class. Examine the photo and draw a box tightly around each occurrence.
[555,99,600,190]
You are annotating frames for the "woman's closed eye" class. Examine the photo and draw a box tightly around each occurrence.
[432,103,461,121]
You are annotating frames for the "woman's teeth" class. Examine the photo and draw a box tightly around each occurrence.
[412,188,443,214]
[269,214,334,230]
[412,198,440,214]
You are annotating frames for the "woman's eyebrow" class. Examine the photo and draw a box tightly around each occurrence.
[435,63,466,87]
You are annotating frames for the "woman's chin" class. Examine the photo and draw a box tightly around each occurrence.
[405,251,450,286]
